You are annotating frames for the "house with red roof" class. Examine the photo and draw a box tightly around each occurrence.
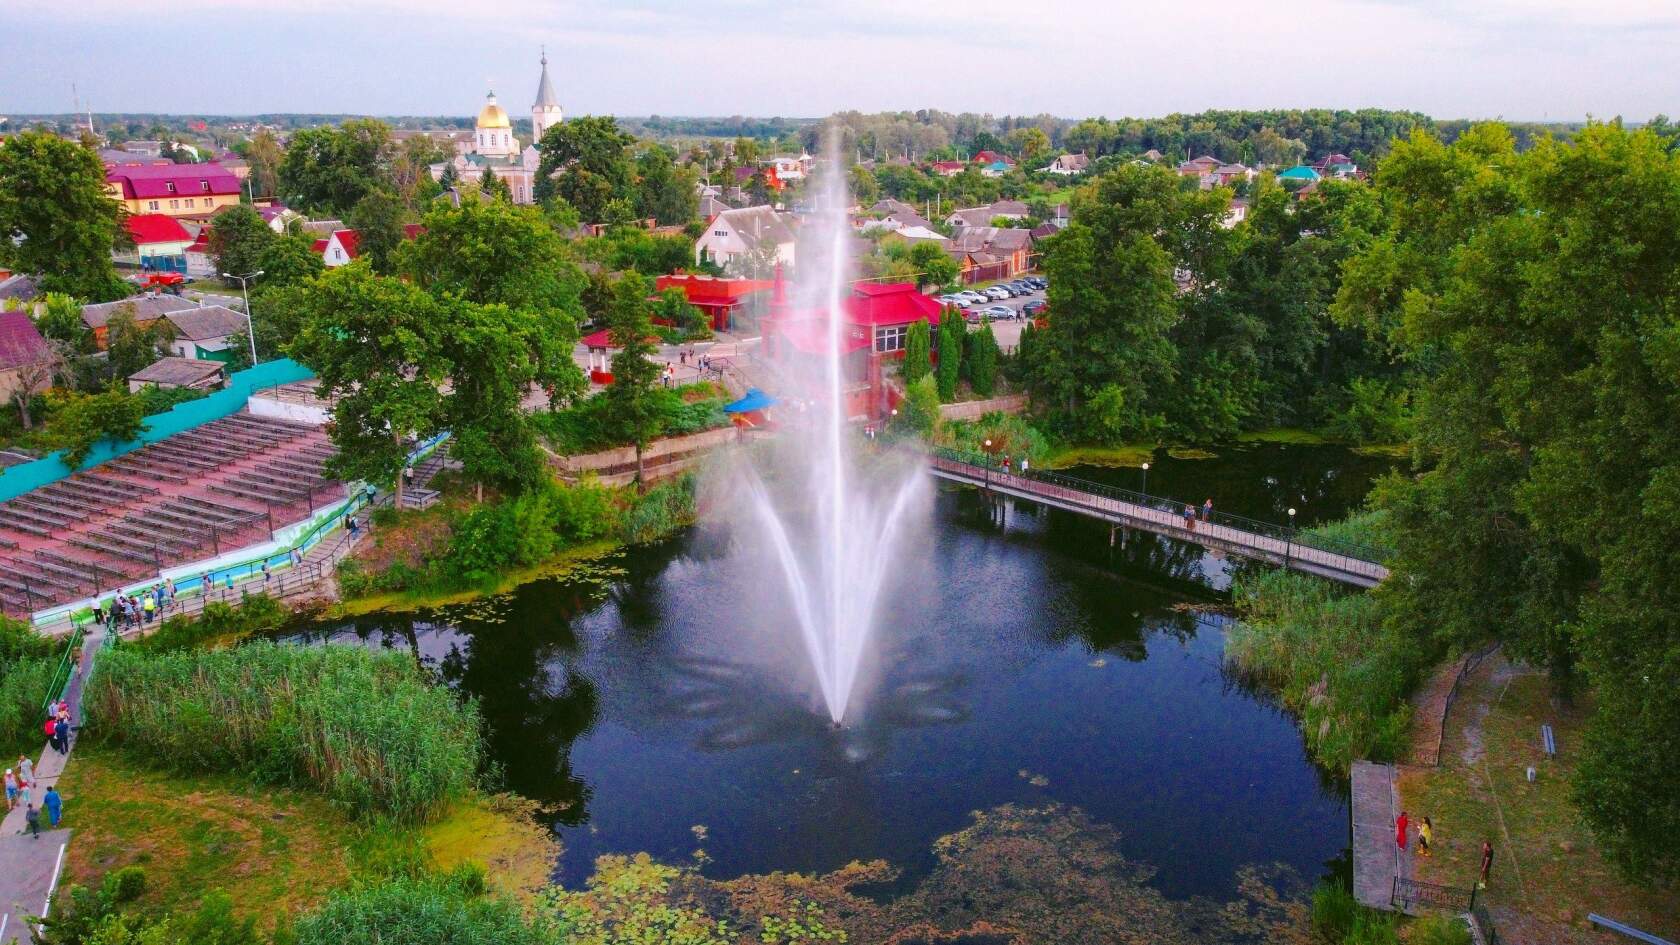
[929,160,966,177]
[654,274,776,333]
[0,311,52,407]
[971,150,1014,168]
[104,163,242,218]
[316,225,425,267]
[119,214,195,273]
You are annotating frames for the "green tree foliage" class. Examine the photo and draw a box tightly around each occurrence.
[206,204,274,279]
[634,145,699,225]
[965,319,1000,397]
[295,872,556,945]
[55,384,145,468]
[0,132,128,301]
[278,118,396,216]
[936,309,963,401]
[534,116,635,223]
[585,227,695,277]
[36,292,91,350]
[478,166,511,202]
[103,309,176,382]
[894,375,940,437]
[600,272,664,487]
[1348,123,1680,882]
[345,187,408,274]
[653,287,708,337]
[242,129,283,199]
[902,320,932,386]
[286,263,447,508]
[907,240,958,290]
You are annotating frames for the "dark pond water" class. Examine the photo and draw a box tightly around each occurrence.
[286,443,1397,903]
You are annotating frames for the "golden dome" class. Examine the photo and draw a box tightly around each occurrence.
[477,92,511,129]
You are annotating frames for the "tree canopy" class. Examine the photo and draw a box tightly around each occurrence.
[278,119,396,216]
[534,116,636,224]
[0,132,129,301]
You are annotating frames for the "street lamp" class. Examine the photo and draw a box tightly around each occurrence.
[1140,461,1150,496]
[221,270,264,365]
[1286,507,1297,565]
[983,438,993,486]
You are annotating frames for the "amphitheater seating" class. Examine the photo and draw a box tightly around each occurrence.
[0,412,346,615]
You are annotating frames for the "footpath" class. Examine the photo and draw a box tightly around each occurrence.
[0,625,105,943]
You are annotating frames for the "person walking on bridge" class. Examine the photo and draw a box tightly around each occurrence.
[1202,498,1213,521]
[1184,504,1197,531]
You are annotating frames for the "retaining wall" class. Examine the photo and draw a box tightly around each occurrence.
[938,393,1028,422]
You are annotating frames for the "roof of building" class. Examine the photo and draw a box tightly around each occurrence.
[930,160,964,172]
[477,92,511,129]
[0,311,48,372]
[1278,165,1323,181]
[534,53,560,108]
[0,274,38,303]
[127,356,226,387]
[698,195,731,218]
[164,305,247,341]
[1050,152,1090,171]
[869,198,918,216]
[950,226,1034,255]
[991,200,1029,216]
[714,206,795,246]
[80,293,198,330]
[105,163,241,200]
[124,213,193,245]
[891,225,948,244]
[98,149,170,166]
[1029,223,1061,240]
[972,150,1013,165]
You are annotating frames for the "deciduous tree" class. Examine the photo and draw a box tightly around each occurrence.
[600,272,664,488]
[534,117,635,224]
[0,132,129,301]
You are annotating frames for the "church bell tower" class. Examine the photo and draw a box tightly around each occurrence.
[531,48,563,145]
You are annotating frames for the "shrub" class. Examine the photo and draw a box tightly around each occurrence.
[533,385,728,456]
[83,642,481,821]
[623,475,696,545]
[1309,880,1357,942]
[294,874,556,945]
[893,375,941,439]
[139,594,291,652]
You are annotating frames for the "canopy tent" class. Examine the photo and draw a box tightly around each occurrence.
[725,388,776,413]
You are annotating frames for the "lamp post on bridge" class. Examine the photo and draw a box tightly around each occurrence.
[983,439,993,488]
[1286,507,1297,566]
[1140,461,1149,496]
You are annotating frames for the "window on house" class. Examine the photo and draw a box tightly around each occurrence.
[875,325,908,353]
[714,230,727,238]
[200,180,210,191]
[148,201,159,210]
[166,182,176,193]
[169,200,179,209]
[185,199,195,207]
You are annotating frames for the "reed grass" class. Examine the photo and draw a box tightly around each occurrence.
[82,642,481,822]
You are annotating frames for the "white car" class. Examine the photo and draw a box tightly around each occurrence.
[958,291,988,305]
[985,286,1012,301]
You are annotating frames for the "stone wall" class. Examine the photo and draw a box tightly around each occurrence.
[938,393,1028,422]
[549,425,740,486]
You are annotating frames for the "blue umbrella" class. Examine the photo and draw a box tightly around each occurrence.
[724,388,776,413]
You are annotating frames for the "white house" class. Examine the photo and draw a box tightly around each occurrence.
[164,306,248,362]
[695,206,797,273]
[1041,152,1090,175]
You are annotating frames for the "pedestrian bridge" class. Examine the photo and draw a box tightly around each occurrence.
[926,448,1390,588]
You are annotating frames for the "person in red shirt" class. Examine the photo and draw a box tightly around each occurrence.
[1396,810,1409,851]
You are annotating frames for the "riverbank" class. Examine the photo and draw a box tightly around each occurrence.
[1040,428,1406,471]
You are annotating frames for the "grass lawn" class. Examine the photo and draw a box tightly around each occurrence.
[1397,656,1680,944]
[1042,443,1154,468]
[54,747,557,930]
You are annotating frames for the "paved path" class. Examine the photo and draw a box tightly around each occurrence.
[0,627,104,941]
[1353,760,1411,909]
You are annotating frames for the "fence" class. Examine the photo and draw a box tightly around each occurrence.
[0,357,314,503]
[1414,641,1502,766]
[928,445,1396,564]
[1471,904,1501,945]
[36,626,84,718]
[1392,877,1476,914]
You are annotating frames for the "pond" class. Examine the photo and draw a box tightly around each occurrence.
[285,443,1398,919]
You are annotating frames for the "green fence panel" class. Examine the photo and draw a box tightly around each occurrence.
[0,358,314,503]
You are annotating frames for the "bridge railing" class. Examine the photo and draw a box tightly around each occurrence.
[926,446,1394,566]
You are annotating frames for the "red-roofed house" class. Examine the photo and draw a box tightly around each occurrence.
[119,214,195,272]
[654,274,776,333]
[930,160,965,177]
[317,225,425,267]
[971,150,1015,168]
[105,163,242,218]
[762,273,946,420]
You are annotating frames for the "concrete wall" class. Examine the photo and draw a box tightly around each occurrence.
[248,395,330,427]
[550,426,739,482]
[938,393,1028,422]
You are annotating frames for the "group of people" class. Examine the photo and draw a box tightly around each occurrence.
[1181,498,1215,530]
[8,705,71,839]
[1396,810,1496,888]
[999,456,1031,476]
[92,581,176,631]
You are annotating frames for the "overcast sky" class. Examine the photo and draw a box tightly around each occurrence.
[5,0,1678,122]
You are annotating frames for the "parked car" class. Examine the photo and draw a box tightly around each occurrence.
[985,286,1012,301]
[1025,276,1047,289]
[1007,280,1032,294]
[980,305,1014,320]
[1022,299,1047,316]
[958,291,988,305]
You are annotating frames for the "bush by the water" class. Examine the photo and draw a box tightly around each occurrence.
[137,594,292,652]
[1227,511,1430,769]
[294,871,556,945]
[534,384,727,456]
[82,641,481,821]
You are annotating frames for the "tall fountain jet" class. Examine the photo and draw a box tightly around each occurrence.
[729,134,929,726]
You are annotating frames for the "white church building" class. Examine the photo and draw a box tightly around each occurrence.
[430,51,563,205]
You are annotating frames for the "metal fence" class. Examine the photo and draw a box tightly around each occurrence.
[37,626,84,718]
[927,446,1395,564]
[1415,641,1502,766]
[1392,876,1476,914]
[1471,904,1500,945]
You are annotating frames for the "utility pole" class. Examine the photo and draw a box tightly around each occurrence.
[221,270,264,365]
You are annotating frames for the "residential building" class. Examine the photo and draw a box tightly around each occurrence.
[654,274,776,333]
[695,205,797,273]
[1223,197,1250,228]
[1042,152,1090,175]
[313,225,424,267]
[105,163,242,218]
[0,311,51,405]
[0,272,40,308]
[972,150,1014,169]
[1141,149,1165,162]
[164,306,248,361]
[929,160,965,177]
[1175,155,1222,178]
[127,356,226,393]
[943,200,1028,229]
[1278,165,1323,185]
[121,140,165,157]
[118,214,194,272]
[79,293,198,349]
[947,226,1035,280]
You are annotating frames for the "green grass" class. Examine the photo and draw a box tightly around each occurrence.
[1237,427,1333,446]
[1041,442,1155,468]
[55,748,556,932]
[1166,446,1218,460]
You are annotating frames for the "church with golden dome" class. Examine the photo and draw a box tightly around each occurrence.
[429,51,562,204]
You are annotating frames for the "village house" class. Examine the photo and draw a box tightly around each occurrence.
[312,225,425,267]
[105,163,242,218]
[929,160,965,177]
[943,200,1028,229]
[947,226,1036,281]
[654,274,776,334]
[1042,152,1090,175]
[126,356,227,393]
[164,306,248,362]
[0,311,51,406]
[695,205,797,273]
[79,294,198,349]
[117,214,194,273]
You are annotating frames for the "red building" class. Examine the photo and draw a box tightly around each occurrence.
[761,273,944,421]
[654,274,776,333]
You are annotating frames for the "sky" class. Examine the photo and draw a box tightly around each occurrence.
[4,0,1678,122]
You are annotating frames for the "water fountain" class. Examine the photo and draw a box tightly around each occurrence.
[724,137,930,725]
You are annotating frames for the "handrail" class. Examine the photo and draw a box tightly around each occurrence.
[1391,876,1476,913]
[926,445,1395,564]
[38,625,83,718]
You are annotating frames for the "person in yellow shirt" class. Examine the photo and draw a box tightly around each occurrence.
[1418,817,1434,857]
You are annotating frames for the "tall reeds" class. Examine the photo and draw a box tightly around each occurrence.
[83,642,481,821]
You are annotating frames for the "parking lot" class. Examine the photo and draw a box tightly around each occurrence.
[941,280,1045,352]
